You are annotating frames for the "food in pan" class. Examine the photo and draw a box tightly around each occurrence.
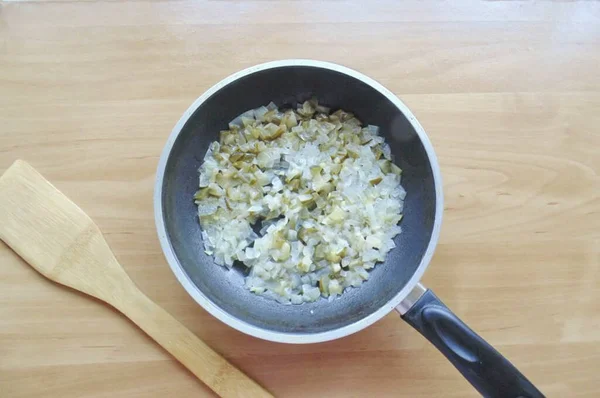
[195,99,405,303]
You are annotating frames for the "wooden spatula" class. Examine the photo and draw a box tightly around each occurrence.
[0,160,273,398]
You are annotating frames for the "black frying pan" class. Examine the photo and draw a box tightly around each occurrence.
[155,60,544,397]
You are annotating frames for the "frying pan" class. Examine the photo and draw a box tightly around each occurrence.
[154,60,543,397]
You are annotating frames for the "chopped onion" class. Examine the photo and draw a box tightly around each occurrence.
[195,99,405,303]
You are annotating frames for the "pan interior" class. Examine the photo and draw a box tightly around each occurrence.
[160,65,437,335]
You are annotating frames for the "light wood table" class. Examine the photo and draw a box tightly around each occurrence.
[1,1,598,397]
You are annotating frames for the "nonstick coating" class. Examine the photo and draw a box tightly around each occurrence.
[156,61,440,340]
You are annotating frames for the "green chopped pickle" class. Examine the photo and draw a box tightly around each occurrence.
[369,176,383,186]
[194,188,209,201]
[194,99,406,304]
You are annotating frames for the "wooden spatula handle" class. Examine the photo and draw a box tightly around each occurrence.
[111,281,272,398]
[0,161,273,397]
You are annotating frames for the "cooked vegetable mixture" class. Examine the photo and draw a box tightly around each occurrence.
[195,99,405,303]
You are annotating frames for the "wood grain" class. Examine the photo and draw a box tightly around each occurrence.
[0,161,272,398]
[0,1,599,397]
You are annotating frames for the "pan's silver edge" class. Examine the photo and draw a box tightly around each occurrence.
[154,59,444,344]
[395,283,428,315]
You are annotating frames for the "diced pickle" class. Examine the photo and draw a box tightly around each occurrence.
[369,176,383,186]
[194,100,405,304]
[390,163,403,176]
[194,188,209,201]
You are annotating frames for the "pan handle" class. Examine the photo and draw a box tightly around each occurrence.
[398,284,544,398]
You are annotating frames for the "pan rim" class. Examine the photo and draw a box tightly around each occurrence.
[154,59,444,344]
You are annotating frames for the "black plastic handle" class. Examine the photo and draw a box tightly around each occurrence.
[402,289,544,398]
